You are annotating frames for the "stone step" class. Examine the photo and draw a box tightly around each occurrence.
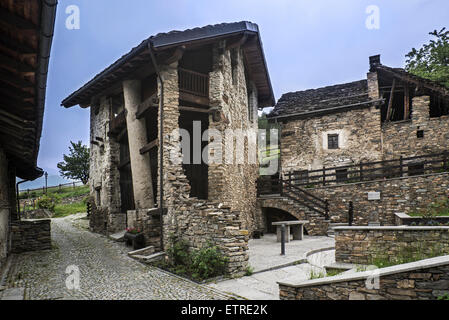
[127,246,155,257]
[135,252,166,263]
[109,230,126,242]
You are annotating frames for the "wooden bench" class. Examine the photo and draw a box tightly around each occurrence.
[272,220,309,242]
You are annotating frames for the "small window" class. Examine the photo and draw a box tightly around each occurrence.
[328,134,339,149]
[336,169,348,183]
[417,130,424,139]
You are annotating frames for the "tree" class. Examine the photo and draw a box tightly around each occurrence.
[405,28,449,88]
[57,141,90,184]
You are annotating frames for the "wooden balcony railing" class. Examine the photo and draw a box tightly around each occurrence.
[178,68,209,98]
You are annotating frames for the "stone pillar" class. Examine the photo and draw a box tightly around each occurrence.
[367,72,380,99]
[123,80,155,209]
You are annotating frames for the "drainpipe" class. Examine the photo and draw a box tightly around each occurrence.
[147,39,165,251]
[16,180,29,221]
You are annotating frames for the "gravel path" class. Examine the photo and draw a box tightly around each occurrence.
[6,214,231,300]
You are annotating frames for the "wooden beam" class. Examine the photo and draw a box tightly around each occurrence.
[404,84,410,120]
[165,46,186,65]
[139,139,159,155]
[179,106,212,114]
[0,34,35,54]
[136,95,159,119]
[0,68,34,88]
[0,54,34,74]
[386,78,396,121]
[227,33,249,50]
[179,91,209,106]
[0,84,34,99]
[0,7,37,30]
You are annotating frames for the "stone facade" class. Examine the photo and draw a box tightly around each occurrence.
[279,95,449,175]
[382,96,449,159]
[10,219,51,253]
[279,105,383,172]
[279,256,449,300]
[88,97,123,234]
[311,172,449,225]
[257,197,329,236]
[0,148,10,265]
[334,226,449,264]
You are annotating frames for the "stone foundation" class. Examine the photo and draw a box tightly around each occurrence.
[312,172,449,225]
[334,226,449,264]
[279,255,449,300]
[11,219,51,253]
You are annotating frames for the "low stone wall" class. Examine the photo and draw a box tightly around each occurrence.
[394,212,449,226]
[334,226,449,264]
[11,219,51,253]
[312,172,449,225]
[279,255,449,300]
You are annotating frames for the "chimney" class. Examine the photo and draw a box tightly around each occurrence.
[369,55,381,72]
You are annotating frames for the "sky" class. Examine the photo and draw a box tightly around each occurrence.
[38,0,449,176]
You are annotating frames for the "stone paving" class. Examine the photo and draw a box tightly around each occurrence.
[208,235,336,300]
[1,213,232,300]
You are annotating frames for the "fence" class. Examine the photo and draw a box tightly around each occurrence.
[285,151,449,188]
[19,181,84,197]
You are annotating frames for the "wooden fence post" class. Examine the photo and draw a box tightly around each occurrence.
[399,156,403,177]
[322,166,326,186]
[324,200,330,220]
[348,201,354,226]
[359,161,363,182]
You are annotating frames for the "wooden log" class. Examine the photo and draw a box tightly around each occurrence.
[139,139,159,155]
[404,84,410,120]
[386,78,396,121]
[135,96,159,119]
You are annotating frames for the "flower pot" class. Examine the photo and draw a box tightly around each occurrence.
[124,232,145,250]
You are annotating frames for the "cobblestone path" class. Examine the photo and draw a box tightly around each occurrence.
[5,214,231,300]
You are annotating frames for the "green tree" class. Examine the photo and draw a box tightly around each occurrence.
[405,28,449,88]
[57,141,90,184]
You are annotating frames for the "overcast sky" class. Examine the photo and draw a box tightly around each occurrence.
[39,0,449,175]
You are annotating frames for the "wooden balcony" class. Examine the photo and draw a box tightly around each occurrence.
[108,110,127,138]
[178,68,209,106]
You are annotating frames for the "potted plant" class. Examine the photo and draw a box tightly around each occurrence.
[124,227,145,250]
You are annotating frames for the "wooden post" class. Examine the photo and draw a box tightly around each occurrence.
[322,166,326,186]
[399,156,404,177]
[404,84,410,120]
[73,182,75,189]
[59,184,62,191]
[360,161,363,182]
[386,79,396,121]
[348,201,354,226]
[324,200,330,220]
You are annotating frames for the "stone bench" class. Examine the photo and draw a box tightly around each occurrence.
[272,220,309,242]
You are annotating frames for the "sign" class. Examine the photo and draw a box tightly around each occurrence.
[368,192,381,200]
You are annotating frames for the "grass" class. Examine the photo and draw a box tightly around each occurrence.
[19,184,89,200]
[53,202,87,218]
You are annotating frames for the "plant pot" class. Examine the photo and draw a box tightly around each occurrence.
[124,232,145,250]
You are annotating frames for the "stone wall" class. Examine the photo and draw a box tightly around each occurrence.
[279,105,383,174]
[311,172,449,225]
[279,95,449,178]
[10,219,51,253]
[257,197,329,236]
[334,226,449,264]
[208,42,259,234]
[279,255,449,300]
[153,42,254,275]
[89,97,123,233]
[382,96,449,159]
[0,148,10,264]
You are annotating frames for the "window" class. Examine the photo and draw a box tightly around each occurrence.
[417,130,424,139]
[408,163,425,176]
[328,134,339,149]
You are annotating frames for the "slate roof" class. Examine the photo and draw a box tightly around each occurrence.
[269,80,372,118]
[62,21,275,108]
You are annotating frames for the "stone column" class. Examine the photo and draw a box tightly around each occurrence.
[123,79,154,209]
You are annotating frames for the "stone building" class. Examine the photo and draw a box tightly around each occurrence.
[269,55,449,174]
[62,22,274,275]
[0,0,57,269]
[257,55,449,232]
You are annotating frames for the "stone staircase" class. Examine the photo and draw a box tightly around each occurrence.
[258,194,332,236]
